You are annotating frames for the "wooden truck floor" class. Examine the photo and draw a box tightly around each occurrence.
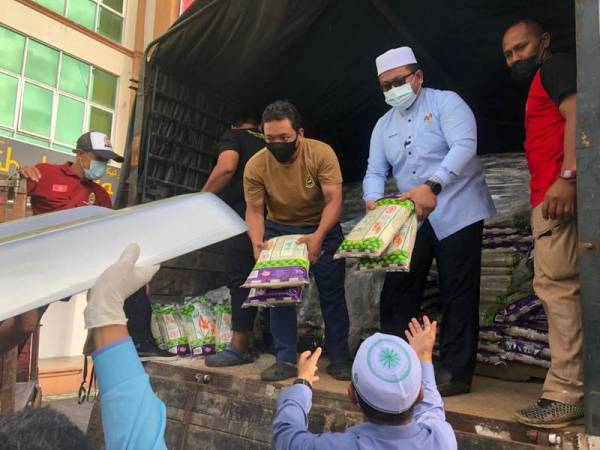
[87,354,594,450]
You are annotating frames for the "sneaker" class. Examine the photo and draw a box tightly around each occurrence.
[515,398,584,429]
[326,360,352,381]
[135,341,178,362]
[261,362,297,382]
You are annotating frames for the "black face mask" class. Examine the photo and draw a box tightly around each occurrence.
[510,55,541,84]
[266,139,297,163]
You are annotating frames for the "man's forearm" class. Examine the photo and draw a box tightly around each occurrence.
[246,209,265,246]
[201,170,235,194]
[315,198,341,239]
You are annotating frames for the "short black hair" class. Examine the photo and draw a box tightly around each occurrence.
[261,100,302,131]
[355,387,414,424]
[506,18,546,37]
[0,406,96,449]
[231,114,259,128]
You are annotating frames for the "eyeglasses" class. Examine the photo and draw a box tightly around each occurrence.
[380,70,418,92]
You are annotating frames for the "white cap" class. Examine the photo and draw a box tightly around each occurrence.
[352,333,422,414]
[376,47,418,76]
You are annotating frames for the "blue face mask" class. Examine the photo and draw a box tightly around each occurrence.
[84,159,107,180]
[384,83,418,110]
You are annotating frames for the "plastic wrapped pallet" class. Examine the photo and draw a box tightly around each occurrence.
[243,235,310,288]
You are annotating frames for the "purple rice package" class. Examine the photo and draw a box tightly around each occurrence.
[242,235,310,288]
[242,286,304,308]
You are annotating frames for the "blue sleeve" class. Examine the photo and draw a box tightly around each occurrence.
[92,338,167,450]
[272,385,358,450]
[413,363,457,449]
[363,119,390,201]
[431,92,477,189]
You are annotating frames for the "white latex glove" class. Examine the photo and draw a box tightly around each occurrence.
[84,243,160,329]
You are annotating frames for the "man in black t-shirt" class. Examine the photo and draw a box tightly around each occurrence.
[203,116,266,367]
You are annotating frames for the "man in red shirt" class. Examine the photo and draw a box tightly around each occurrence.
[502,19,582,428]
[16,132,173,361]
[21,131,119,213]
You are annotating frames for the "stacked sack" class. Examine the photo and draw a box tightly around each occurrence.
[241,235,310,307]
[478,295,550,369]
[335,196,417,272]
[151,292,232,356]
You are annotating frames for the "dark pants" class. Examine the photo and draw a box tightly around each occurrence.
[224,232,257,332]
[265,220,351,364]
[124,288,153,345]
[380,220,483,384]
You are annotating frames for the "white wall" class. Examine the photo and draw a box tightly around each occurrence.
[39,292,88,359]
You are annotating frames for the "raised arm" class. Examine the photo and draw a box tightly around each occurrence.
[85,244,167,450]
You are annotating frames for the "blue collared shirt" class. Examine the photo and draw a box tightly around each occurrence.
[272,363,457,450]
[363,88,496,239]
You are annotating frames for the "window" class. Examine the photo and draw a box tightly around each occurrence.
[0,26,118,153]
[33,0,125,44]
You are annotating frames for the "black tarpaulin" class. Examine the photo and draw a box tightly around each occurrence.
[150,0,575,181]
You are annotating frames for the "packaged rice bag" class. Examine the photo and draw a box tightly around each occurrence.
[214,304,232,352]
[494,295,542,324]
[335,197,414,258]
[156,305,188,355]
[242,286,304,308]
[502,337,550,360]
[478,340,504,353]
[150,304,165,349]
[479,326,504,341]
[178,297,217,356]
[356,213,417,272]
[503,351,550,369]
[505,325,549,343]
[477,350,507,367]
[242,235,310,288]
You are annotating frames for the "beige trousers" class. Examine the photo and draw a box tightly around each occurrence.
[531,204,583,404]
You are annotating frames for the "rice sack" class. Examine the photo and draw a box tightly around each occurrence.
[242,235,310,288]
[335,197,414,258]
[242,286,304,308]
[157,305,188,354]
[214,304,232,352]
[357,212,417,272]
[179,297,217,356]
[150,304,165,349]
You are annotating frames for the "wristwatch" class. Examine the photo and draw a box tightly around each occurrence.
[560,168,577,180]
[425,179,442,195]
[293,378,313,391]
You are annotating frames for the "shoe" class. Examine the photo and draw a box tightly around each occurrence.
[135,340,178,362]
[437,380,471,397]
[326,360,352,381]
[205,346,254,367]
[261,362,297,382]
[515,398,584,429]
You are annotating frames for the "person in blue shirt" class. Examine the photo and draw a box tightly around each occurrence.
[0,244,168,450]
[363,47,496,397]
[272,316,457,450]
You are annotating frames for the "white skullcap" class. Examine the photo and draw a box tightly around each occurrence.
[352,333,422,414]
[376,47,418,76]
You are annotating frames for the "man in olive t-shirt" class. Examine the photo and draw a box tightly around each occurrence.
[244,101,352,382]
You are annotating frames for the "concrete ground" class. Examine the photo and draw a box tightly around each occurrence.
[43,394,94,433]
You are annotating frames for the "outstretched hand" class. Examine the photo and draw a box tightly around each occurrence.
[297,347,322,386]
[405,316,437,363]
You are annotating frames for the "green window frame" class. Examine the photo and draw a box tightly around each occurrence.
[0,26,118,153]
[33,0,125,44]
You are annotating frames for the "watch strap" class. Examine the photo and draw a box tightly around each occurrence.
[293,378,313,391]
[425,179,442,195]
